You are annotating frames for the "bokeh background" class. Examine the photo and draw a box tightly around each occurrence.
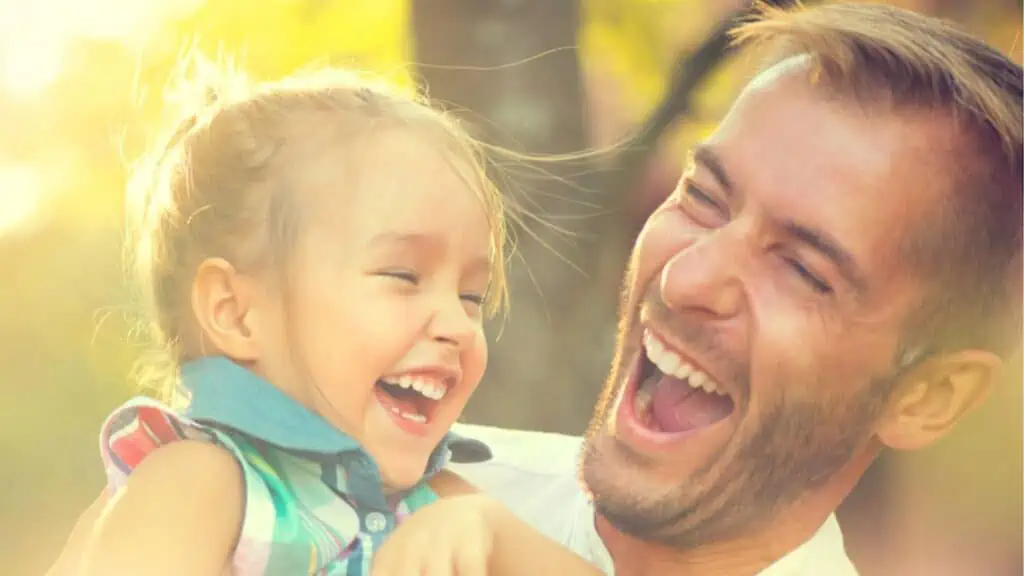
[1,0,1020,574]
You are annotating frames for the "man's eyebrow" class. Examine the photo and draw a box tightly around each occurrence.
[780,220,869,293]
[690,145,734,197]
[689,145,868,294]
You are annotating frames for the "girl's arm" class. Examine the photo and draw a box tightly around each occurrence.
[78,441,244,576]
[484,500,604,575]
[46,491,108,576]
[423,470,604,575]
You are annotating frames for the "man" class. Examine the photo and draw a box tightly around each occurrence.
[447,3,1022,575]
[50,3,1021,575]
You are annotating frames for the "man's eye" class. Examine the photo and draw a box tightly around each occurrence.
[684,184,719,209]
[784,258,833,295]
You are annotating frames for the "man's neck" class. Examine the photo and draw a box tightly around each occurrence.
[595,455,869,576]
[595,508,827,576]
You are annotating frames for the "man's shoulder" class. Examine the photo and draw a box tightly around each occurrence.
[810,515,861,575]
[765,514,860,576]
[449,422,584,476]
[445,423,590,542]
[446,423,583,492]
[447,425,859,575]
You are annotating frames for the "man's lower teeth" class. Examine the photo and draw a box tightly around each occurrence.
[391,406,426,423]
[634,386,653,416]
[634,374,657,415]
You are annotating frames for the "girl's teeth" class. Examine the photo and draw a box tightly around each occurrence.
[389,405,427,423]
[382,375,448,400]
[402,412,426,423]
[412,378,445,400]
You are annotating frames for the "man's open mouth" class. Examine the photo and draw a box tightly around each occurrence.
[631,328,736,435]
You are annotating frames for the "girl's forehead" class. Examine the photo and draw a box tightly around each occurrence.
[301,128,492,246]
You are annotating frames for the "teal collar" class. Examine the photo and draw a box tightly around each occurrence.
[180,356,490,470]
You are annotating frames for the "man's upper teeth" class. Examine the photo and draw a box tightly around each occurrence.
[384,375,447,400]
[643,329,725,395]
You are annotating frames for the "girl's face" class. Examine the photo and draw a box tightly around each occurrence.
[253,127,493,490]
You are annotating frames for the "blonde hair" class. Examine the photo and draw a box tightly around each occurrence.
[127,59,509,401]
[732,2,1023,355]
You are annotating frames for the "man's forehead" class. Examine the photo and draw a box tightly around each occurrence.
[743,54,814,96]
[700,74,957,286]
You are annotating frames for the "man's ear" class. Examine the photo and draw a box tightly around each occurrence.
[876,350,1002,451]
[190,257,261,362]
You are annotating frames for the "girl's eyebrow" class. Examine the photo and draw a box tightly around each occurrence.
[366,232,444,259]
[464,254,491,278]
[368,231,490,274]
[368,231,436,248]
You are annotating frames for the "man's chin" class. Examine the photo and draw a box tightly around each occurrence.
[582,431,678,504]
[582,446,694,546]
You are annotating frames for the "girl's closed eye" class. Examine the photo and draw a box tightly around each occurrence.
[460,292,484,305]
[380,270,420,285]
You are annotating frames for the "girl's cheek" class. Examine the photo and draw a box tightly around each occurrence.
[464,332,489,391]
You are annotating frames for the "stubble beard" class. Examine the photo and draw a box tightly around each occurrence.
[579,316,897,551]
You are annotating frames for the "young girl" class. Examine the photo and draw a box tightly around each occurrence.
[68,63,603,576]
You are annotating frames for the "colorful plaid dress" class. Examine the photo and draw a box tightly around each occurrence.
[98,356,489,575]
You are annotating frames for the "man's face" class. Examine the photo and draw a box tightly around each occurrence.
[582,63,949,547]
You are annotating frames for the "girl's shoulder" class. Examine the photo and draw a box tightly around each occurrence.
[99,396,239,492]
[96,396,374,574]
[83,399,246,575]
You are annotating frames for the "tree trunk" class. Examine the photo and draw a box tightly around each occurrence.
[411,0,624,433]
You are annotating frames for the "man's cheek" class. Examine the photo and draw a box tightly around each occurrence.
[633,214,694,295]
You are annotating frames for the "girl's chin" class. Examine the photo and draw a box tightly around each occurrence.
[364,406,455,489]
[377,458,433,493]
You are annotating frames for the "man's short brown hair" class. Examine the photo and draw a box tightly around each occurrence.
[732,2,1022,357]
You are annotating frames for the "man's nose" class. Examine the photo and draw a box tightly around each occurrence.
[660,231,747,319]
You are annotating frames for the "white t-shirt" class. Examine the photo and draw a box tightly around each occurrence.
[448,423,860,576]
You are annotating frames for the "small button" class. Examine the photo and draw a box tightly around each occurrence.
[364,511,387,533]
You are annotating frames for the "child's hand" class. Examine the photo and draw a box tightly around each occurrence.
[371,494,501,576]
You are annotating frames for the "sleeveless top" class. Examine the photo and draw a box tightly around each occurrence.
[98,356,491,575]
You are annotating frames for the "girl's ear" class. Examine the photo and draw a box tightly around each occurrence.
[190,258,261,361]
